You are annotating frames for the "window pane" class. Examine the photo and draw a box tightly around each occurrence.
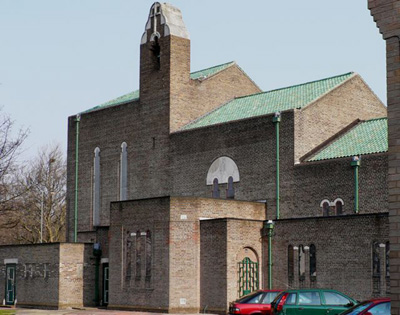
[323,292,350,305]
[246,292,264,304]
[262,292,280,304]
[368,302,390,315]
[298,291,321,305]
[285,293,297,305]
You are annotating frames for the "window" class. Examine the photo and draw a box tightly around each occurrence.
[285,293,297,305]
[93,147,101,226]
[145,230,152,281]
[288,245,294,282]
[261,292,280,304]
[373,242,380,277]
[299,245,305,281]
[367,302,391,314]
[212,178,220,198]
[226,176,235,199]
[310,244,316,279]
[298,291,321,305]
[120,142,128,201]
[135,231,141,280]
[334,198,344,215]
[322,201,330,216]
[386,241,390,278]
[323,292,351,305]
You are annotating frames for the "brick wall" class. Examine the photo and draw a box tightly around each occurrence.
[0,243,94,309]
[294,75,386,162]
[368,1,400,312]
[293,153,388,218]
[266,213,389,301]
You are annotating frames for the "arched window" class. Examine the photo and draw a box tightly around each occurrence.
[310,244,316,280]
[206,156,240,185]
[145,230,152,281]
[334,198,344,215]
[321,200,330,217]
[120,142,128,201]
[299,245,305,281]
[125,231,132,282]
[288,245,294,283]
[212,178,220,198]
[93,147,101,226]
[226,176,235,199]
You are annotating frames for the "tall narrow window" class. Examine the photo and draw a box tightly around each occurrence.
[386,241,390,278]
[93,147,101,226]
[310,244,316,280]
[288,245,294,284]
[135,231,141,281]
[322,201,330,217]
[299,245,305,281]
[212,178,220,198]
[120,142,128,201]
[226,176,235,199]
[373,242,381,277]
[145,230,152,282]
[125,232,132,283]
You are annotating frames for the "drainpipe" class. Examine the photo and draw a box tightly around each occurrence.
[265,220,274,289]
[272,112,281,219]
[74,114,81,243]
[351,156,361,214]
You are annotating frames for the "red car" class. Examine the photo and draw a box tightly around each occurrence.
[339,298,390,314]
[229,290,282,315]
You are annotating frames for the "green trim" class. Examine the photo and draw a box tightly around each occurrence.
[352,160,361,214]
[273,116,280,220]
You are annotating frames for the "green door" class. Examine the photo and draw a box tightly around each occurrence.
[238,257,259,297]
[103,264,109,306]
[5,264,16,305]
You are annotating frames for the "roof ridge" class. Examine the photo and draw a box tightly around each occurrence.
[234,71,355,101]
[190,61,235,76]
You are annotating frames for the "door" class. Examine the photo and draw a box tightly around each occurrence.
[102,263,109,306]
[5,264,16,305]
[238,257,259,297]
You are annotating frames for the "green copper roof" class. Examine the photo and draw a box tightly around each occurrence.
[308,118,388,162]
[82,61,235,114]
[181,72,354,130]
[190,61,235,80]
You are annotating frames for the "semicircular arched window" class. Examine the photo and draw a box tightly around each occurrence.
[206,156,240,186]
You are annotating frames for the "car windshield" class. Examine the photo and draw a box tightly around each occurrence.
[340,302,373,314]
[236,292,263,304]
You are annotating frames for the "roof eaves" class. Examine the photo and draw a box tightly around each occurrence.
[80,97,140,115]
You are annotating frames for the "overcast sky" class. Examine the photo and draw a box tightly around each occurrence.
[0,0,386,160]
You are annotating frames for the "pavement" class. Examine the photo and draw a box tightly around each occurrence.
[0,308,207,315]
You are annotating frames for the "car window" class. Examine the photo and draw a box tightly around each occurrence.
[323,291,351,305]
[368,302,390,315]
[298,291,321,305]
[237,292,262,303]
[340,302,373,314]
[245,292,264,304]
[261,292,280,304]
[285,293,297,305]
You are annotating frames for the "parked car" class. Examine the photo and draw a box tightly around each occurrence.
[229,290,282,315]
[270,289,357,315]
[339,298,390,314]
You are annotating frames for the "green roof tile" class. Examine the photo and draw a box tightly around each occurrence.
[82,61,235,114]
[181,72,354,130]
[308,118,388,162]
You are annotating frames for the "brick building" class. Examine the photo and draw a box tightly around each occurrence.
[0,2,391,312]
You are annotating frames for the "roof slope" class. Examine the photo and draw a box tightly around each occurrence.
[181,72,354,130]
[307,118,388,162]
[82,61,235,114]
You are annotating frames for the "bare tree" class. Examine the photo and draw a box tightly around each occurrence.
[17,145,66,243]
[0,111,28,229]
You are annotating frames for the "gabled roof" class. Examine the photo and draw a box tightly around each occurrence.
[307,117,388,162]
[81,61,236,114]
[180,72,355,131]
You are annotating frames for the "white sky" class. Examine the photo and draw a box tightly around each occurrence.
[0,0,386,160]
